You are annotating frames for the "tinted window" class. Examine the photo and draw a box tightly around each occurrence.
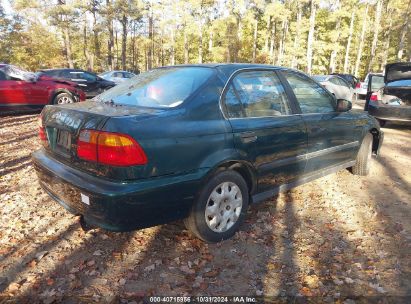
[283,71,336,114]
[224,86,244,118]
[113,72,123,78]
[225,70,291,118]
[70,71,96,81]
[96,67,214,108]
[123,72,134,78]
[336,77,350,88]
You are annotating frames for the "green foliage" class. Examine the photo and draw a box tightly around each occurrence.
[0,0,409,79]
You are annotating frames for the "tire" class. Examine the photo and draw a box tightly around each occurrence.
[184,170,249,243]
[352,133,373,176]
[377,119,386,127]
[53,92,74,105]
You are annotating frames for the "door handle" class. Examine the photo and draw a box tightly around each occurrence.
[240,131,258,143]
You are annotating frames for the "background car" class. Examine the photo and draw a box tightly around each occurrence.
[0,64,85,112]
[98,70,136,84]
[38,69,115,98]
[33,64,383,243]
[331,73,359,89]
[354,72,383,98]
[312,74,354,101]
[365,62,411,126]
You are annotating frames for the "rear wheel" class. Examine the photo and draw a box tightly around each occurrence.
[53,92,74,105]
[184,170,249,243]
[352,133,373,176]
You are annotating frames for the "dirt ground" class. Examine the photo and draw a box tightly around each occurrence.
[0,106,410,303]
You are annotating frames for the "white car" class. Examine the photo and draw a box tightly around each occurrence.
[355,72,383,98]
[312,75,354,102]
[98,70,136,84]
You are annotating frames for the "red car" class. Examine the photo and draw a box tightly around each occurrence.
[0,64,86,113]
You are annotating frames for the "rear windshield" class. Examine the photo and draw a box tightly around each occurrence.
[95,67,214,108]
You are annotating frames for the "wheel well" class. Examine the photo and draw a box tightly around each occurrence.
[369,128,380,154]
[49,89,72,104]
[212,161,256,194]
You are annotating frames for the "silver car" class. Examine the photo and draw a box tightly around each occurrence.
[312,75,354,102]
[98,70,136,84]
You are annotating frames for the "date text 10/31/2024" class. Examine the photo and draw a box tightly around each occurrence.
[148,296,258,303]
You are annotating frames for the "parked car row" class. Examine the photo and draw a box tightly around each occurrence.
[0,65,136,112]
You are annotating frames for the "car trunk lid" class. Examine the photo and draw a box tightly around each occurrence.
[384,62,411,83]
[40,101,164,180]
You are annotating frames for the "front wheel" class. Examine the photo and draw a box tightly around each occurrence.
[184,170,249,243]
[351,133,373,176]
[53,92,74,105]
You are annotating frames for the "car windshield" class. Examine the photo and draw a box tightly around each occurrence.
[370,76,385,91]
[0,65,37,81]
[95,67,214,108]
[312,75,328,82]
[386,79,411,87]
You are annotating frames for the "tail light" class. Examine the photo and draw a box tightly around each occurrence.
[370,93,379,102]
[38,115,48,145]
[77,130,148,166]
[355,83,361,89]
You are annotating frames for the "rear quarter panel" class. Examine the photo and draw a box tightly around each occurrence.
[101,75,237,180]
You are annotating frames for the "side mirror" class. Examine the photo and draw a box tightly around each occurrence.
[336,99,352,112]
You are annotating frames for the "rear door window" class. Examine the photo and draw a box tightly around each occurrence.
[224,70,291,118]
[282,71,336,114]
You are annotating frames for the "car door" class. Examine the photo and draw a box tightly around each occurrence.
[0,75,27,105]
[67,71,99,96]
[222,69,308,193]
[280,70,361,175]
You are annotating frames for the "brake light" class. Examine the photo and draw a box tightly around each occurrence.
[38,115,48,144]
[355,83,361,89]
[370,93,379,102]
[77,130,147,166]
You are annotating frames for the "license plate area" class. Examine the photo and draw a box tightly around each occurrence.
[56,129,72,154]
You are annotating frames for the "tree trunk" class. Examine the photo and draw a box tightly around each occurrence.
[291,3,302,69]
[269,21,276,64]
[264,17,271,53]
[198,22,203,63]
[184,26,189,64]
[367,0,383,72]
[381,7,393,70]
[252,18,258,63]
[306,0,316,74]
[63,27,74,68]
[277,18,288,65]
[121,14,128,70]
[397,0,411,60]
[329,18,341,73]
[92,9,100,67]
[343,11,355,73]
[148,9,153,69]
[170,25,175,65]
[208,30,213,52]
[106,0,114,70]
[354,4,369,77]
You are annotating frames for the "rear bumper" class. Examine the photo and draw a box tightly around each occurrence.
[32,149,205,231]
[368,103,411,122]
